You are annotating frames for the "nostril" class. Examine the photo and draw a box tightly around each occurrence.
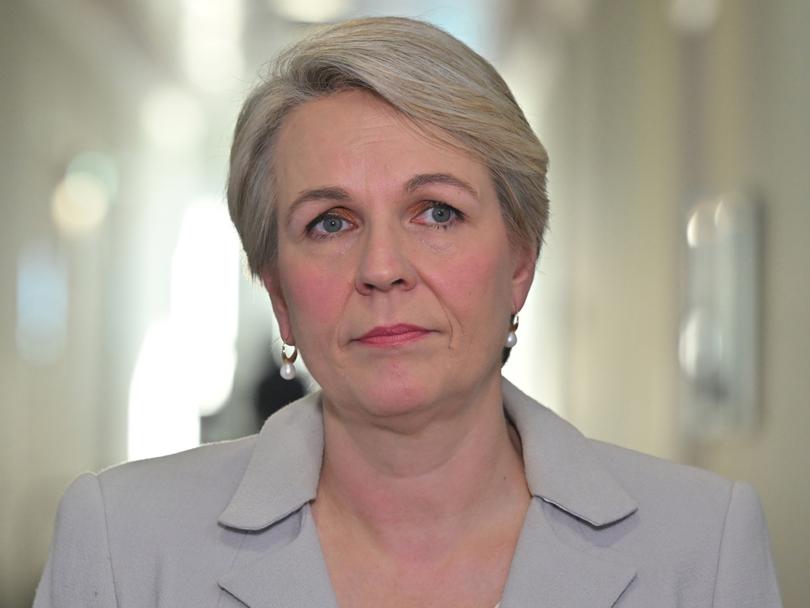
[360,276,406,293]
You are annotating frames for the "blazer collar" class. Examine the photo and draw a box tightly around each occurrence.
[218,391,324,530]
[502,497,636,607]
[219,377,637,531]
[219,504,340,608]
[502,379,638,526]
[219,499,636,608]
[218,379,639,607]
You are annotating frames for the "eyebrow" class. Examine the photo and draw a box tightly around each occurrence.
[285,172,479,224]
[405,173,479,200]
[286,187,351,225]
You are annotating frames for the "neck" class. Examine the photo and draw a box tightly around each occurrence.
[313,374,530,556]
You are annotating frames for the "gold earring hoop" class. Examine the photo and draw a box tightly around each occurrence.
[505,314,519,349]
[280,343,298,380]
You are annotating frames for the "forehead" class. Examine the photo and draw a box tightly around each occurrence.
[272,90,491,200]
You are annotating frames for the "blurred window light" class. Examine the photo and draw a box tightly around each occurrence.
[686,200,707,248]
[270,0,353,23]
[180,0,244,93]
[680,194,760,437]
[713,199,730,232]
[128,320,202,461]
[140,85,206,152]
[51,172,110,235]
[67,151,119,200]
[686,206,701,248]
[16,241,68,365]
[679,308,725,386]
[170,197,240,345]
[128,196,240,460]
[686,198,729,248]
[349,0,498,61]
[668,0,721,34]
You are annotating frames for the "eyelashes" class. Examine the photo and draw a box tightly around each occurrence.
[414,202,464,228]
[305,209,354,238]
[304,201,465,240]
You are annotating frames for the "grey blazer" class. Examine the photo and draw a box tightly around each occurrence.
[35,379,782,607]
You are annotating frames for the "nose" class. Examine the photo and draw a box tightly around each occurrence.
[355,225,417,295]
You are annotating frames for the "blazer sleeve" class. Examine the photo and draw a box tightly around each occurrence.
[33,473,118,608]
[712,481,782,607]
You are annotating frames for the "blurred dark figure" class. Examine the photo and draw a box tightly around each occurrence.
[253,352,306,431]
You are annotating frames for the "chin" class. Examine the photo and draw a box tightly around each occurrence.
[338,364,449,421]
[372,373,437,410]
[370,367,496,426]
[314,349,497,423]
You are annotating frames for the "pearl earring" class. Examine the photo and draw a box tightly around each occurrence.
[280,343,298,380]
[505,315,519,348]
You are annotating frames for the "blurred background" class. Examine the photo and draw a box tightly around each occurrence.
[1,0,808,605]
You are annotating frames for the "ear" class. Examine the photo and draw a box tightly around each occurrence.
[510,243,537,313]
[260,268,294,345]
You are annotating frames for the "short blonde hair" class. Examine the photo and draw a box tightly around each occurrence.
[228,16,549,276]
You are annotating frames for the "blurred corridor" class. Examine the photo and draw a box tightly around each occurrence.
[1,0,808,605]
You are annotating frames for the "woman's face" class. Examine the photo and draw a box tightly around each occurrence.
[263,90,535,420]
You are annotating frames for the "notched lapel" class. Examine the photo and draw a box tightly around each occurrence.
[502,499,637,608]
[218,505,339,608]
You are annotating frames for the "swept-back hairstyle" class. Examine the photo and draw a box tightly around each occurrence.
[227,16,549,277]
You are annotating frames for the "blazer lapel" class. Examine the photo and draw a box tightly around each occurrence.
[501,498,636,607]
[502,379,638,527]
[218,393,324,531]
[501,379,638,606]
[215,381,640,606]
[216,393,338,607]
[218,504,339,608]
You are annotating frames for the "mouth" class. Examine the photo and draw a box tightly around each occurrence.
[355,324,433,347]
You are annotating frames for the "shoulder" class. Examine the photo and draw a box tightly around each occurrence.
[50,435,260,550]
[51,434,258,525]
[584,438,743,552]
[94,434,258,524]
[590,438,735,515]
[577,439,781,605]
[529,434,783,605]
[35,435,262,607]
[99,434,258,491]
[587,439,775,547]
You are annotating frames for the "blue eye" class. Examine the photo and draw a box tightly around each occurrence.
[418,202,461,227]
[320,216,344,233]
[430,205,453,223]
[307,212,352,238]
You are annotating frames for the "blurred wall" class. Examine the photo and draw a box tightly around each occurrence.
[689,2,810,606]
[541,0,682,461]
[0,2,278,604]
[0,2,127,606]
[0,2,147,604]
[538,0,809,604]
[1,0,808,606]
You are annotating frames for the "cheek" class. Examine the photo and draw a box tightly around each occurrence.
[427,244,513,327]
[280,258,348,343]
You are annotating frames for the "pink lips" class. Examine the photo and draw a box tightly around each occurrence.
[356,324,432,346]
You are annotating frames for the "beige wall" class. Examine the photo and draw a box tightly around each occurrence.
[0,4,136,604]
[0,3,258,605]
[1,0,807,606]
[541,0,809,604]
[693,1,810,605]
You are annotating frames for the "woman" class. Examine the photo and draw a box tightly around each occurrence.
[35,17,781,607]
